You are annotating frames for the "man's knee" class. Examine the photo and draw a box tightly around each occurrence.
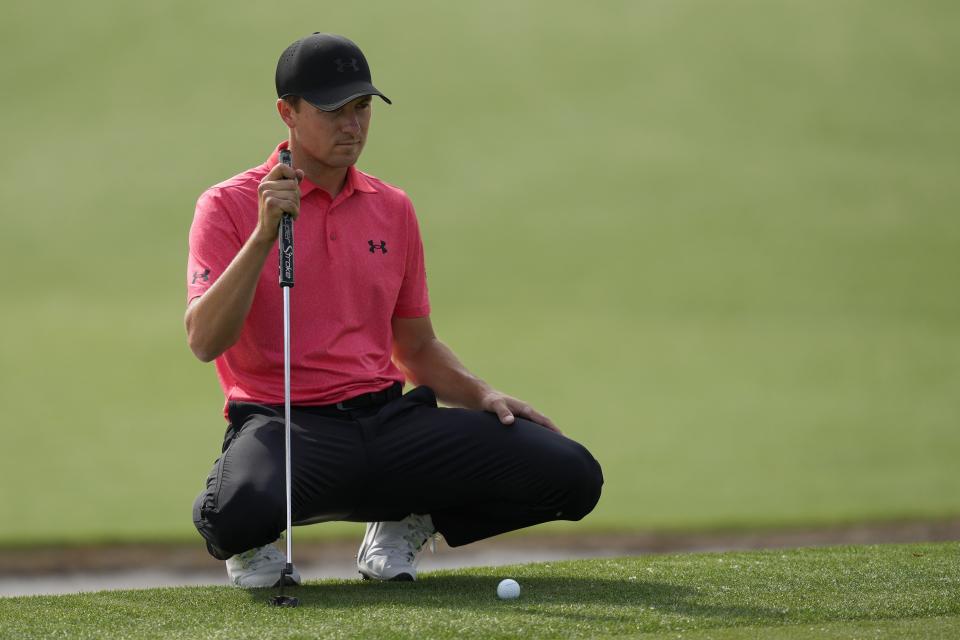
[194,478,285,557]
[555,442,604,521]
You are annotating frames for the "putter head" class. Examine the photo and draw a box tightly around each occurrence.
[270,562,299,607]
[269,594,300,607]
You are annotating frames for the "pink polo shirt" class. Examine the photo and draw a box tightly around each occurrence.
[187,142,430,414]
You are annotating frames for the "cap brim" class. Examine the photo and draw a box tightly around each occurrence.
[296,81,391,111]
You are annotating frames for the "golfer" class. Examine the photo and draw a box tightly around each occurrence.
[186,33,603,587]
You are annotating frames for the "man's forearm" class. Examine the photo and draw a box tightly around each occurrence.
[391,316,560,431]
[395,338,493,410]
[185,235,274,362]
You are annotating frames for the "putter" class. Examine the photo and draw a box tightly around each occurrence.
[271,148,299,608]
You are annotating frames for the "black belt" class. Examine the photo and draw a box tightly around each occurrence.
[226,383,404,433]
[326,382,403,411]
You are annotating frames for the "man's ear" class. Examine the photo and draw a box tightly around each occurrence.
[277,99,297,128]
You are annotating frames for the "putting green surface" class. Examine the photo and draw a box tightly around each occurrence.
[2,543,958,639]
[1,0,959,544]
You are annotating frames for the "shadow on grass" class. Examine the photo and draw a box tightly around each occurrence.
[240,574,785,625]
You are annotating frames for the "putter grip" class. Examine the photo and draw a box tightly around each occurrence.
[278,150,295,288]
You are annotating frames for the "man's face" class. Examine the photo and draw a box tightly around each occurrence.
[284,95,372,169]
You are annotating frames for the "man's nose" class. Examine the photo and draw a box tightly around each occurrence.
[342,113,361,134]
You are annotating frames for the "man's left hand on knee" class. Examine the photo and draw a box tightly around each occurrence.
[480,391,562,434]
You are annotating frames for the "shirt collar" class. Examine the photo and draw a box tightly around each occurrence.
[266,141,378,200]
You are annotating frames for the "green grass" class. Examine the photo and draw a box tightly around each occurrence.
[1,543,958,639]
[1,0,959,544]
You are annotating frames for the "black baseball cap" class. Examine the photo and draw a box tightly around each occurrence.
[275,33,391,111]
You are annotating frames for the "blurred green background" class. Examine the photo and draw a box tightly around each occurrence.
[1,0,958,545]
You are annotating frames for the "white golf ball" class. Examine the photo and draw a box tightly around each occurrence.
[497,578,520,599]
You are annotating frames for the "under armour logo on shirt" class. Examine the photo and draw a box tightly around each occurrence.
[368,240,387,254]
[335,58,360,72]
[192,269,210,284]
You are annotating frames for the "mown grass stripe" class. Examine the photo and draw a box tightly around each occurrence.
[1,543,957,639]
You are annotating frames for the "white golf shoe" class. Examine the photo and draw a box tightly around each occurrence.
[357,514,436,581]
[225,542,301,588]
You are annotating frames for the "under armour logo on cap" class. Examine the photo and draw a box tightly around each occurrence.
[368,240,387,254]
[334,58,360,72]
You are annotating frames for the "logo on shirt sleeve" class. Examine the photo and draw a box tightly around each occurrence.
[368,240,388,254]
[191,269,211,284]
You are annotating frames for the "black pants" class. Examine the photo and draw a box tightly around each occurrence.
[193,385,603,559]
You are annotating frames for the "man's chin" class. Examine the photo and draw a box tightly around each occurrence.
[331,148,362,166]
[318,156,357,170]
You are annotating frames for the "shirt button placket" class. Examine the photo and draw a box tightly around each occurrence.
[325,202,337,242]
